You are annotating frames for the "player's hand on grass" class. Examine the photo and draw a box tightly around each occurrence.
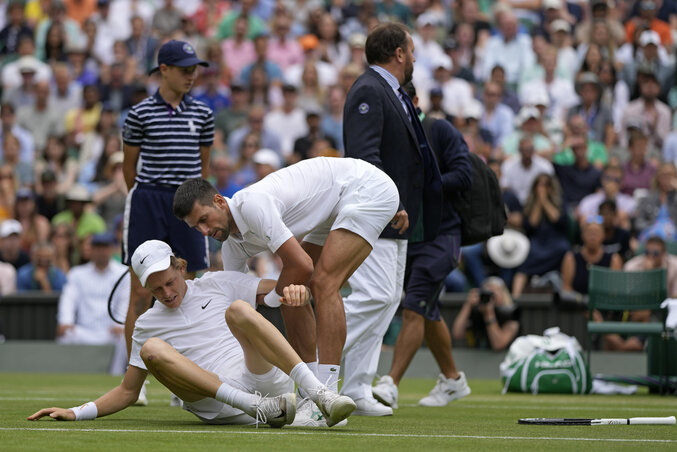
[280,284,311,306]
[27,407,76,421]
[390,210,409,234]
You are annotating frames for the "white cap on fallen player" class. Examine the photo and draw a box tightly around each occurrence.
[131,240,173,286]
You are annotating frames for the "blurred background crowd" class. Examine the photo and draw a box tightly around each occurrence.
[1,0,677,350]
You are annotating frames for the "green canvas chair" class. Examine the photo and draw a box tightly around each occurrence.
[586,266,670,393]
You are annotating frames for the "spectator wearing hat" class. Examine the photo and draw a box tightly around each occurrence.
[16,81,64,155]
[519,46,578,121]
[263,84,309,159]
[426,87,453,122]
[412,12,446,75]
[431,54,473,121]
[500,105,555,160]
[1,133,34,187]
[251,148,281,182]
[15,187,50,253]
[619,70,671,149]
[16,240,66,292]
[620,30,674,102]
[0,218,29,269]
[4,55,41,110]
[0,2,34,57]
[1,38,52,92]
[56,231,128,373]
[567,72,615,150]
[52,184,106,240]
[479,80,515,148]
[625,0,672,49]
[482,10,535,85]
[346,32,367,72]
[547,19,578,81]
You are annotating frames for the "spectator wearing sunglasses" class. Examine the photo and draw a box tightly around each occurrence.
[561,214,622,296]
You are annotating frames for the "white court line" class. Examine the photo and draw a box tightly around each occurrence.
[398,403,672,412]
[0,428,675,443]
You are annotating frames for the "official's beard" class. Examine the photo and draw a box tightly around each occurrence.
[403,63,414,85]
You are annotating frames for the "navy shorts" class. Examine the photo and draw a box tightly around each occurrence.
[403,233,461,321]
[122,183,208,272]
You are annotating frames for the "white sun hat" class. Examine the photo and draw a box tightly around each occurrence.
[486,229,530,269]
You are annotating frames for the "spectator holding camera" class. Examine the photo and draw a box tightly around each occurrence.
[452,277,520,351]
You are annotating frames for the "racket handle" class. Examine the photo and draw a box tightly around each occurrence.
[628,416,676,425]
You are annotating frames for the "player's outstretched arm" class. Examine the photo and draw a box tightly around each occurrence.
[27,366,148,421]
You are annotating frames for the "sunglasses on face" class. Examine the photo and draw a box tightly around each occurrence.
[645,249,662,257]
[586,214,604,225]
[603,175,622,183]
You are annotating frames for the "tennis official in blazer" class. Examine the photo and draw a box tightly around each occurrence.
[341,22,442,416]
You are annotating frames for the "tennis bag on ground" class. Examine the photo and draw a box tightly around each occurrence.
[499,328,592,394]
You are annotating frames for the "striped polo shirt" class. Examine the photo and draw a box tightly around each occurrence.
[122,90,214,187]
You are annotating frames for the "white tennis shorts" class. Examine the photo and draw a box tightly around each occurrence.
[304,165,399,248]
[182,365,294,425]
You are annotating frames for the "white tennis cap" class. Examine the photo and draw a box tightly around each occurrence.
[132,240,174,286]
[0,219,22,238]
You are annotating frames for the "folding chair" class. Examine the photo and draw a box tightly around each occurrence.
[586,266,669,393]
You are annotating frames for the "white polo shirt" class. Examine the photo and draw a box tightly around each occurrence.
[221,157,377,271]
[129,271,260,376]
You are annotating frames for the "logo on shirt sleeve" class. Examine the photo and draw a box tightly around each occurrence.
[358,103,370,114]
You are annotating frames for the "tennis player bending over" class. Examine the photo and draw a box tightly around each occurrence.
[28,240,355,428]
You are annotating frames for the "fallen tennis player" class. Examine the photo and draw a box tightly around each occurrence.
[28,240,355,427]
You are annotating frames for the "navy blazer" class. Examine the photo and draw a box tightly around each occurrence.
[343,67,442,240]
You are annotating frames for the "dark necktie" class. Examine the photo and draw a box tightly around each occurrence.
[398,87,434,183]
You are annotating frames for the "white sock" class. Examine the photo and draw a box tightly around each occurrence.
[290,362,325,400]
[306,361,319,378]
[215,381,259,417]
[318,364,340,392]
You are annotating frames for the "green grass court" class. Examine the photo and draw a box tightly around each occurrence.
[1,373,675,451]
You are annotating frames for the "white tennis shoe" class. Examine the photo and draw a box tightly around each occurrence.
[418,372,471,407]
[252,392,296,428]
[372,375,399,409]
[315,388,356,427]
[291,398,349,427]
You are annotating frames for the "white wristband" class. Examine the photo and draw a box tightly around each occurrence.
[263,290,281,307]
[70,402,98,420]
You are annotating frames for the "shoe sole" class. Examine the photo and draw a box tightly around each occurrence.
[268,393,297,428]
[418,387,471,407]
[325,398,356,427]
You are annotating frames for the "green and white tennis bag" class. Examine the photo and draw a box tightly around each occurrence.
[500,327,592,394]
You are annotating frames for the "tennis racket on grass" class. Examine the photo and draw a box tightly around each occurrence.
[107,269,131,325]
[518,416,676,425]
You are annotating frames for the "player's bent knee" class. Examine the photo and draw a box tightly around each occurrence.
[309,274,340,300]
[225,299,255,328]
[140,337,170,364]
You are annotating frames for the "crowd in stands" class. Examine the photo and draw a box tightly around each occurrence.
[1,0,677,351]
